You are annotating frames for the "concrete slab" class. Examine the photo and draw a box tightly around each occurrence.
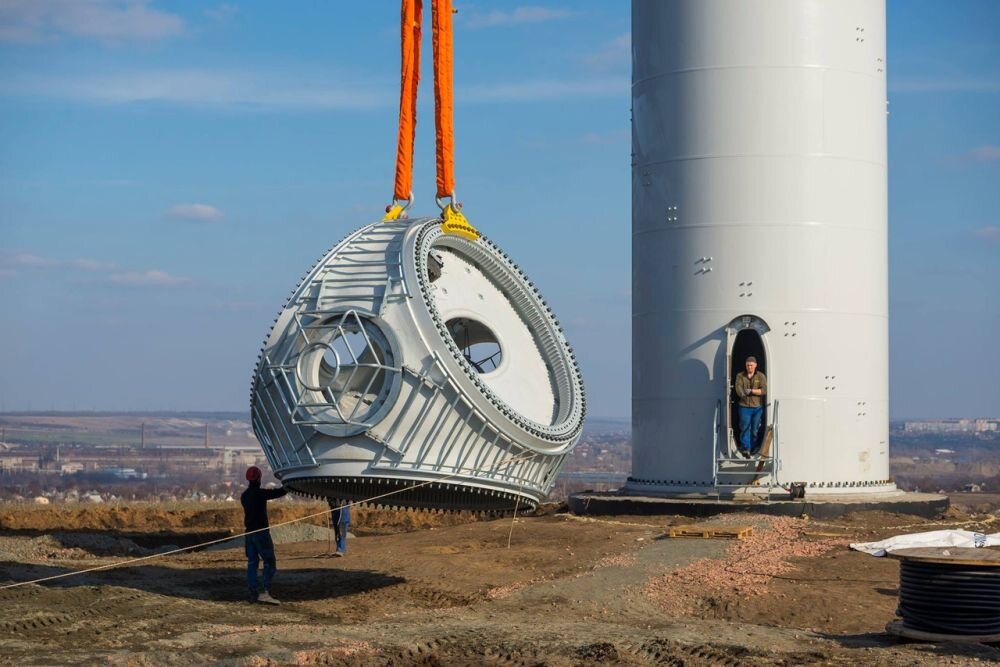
[568,490,949,520]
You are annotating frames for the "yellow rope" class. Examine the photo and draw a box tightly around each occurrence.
[0,451,539,591]
[506,493,521,549]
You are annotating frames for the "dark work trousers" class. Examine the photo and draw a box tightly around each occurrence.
[738,405,763,452]
[332,505,351,554]
[245,531,276,593]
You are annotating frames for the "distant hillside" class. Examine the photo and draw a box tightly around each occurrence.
[583,417,630,435]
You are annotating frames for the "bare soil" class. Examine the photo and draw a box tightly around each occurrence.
[1,502,999,666]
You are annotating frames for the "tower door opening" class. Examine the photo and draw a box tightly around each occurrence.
[724,316,770,457]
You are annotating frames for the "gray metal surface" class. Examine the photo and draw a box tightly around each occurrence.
[251,218,585,510]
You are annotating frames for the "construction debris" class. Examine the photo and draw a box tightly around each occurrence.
[666,524,753,540]
[647,516,847,616]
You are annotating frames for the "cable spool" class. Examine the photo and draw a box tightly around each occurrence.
[886,547,1000,643]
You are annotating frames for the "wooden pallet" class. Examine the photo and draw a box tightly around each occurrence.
[666,525,754,540]
[750,425,775,486]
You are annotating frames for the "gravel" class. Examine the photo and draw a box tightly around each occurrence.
[645,516,847,615]
[0,522,340,564]
[205,522,340,551]
[0,532,158,562]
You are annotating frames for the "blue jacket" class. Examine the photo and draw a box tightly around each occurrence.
[332,504,351,525]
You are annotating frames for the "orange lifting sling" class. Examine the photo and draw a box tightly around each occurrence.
[386,0,477,239]
[391,0,421,205]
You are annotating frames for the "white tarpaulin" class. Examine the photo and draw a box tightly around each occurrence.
[850,530,1000,557]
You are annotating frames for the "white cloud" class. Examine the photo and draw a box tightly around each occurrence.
[965,145,1000,162]
[945,145,1000,166]
[92,178,136,188]
[205,4,237,22]
[583,33,630,72]
[580,129,628,145]
[0,251,190,286]
[460,76,628,103]
[464,6,578,29]
[168,203,225,221]
[69,258,116,271]
[0,0,184,44]
[218,300,260,312]
[9,252,62,268]
[109,269,192,286]
[890,79,1000,93]
[520,128,627,151]
[0,68,388,111]
[972,226,1000,241]
[3,252,115,271]
[1,67,626,109]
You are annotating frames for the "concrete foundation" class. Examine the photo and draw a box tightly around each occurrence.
[568,490,949,520]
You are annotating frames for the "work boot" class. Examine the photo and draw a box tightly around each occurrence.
[257,590,280,605]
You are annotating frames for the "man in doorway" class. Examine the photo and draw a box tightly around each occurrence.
[241,466,287,604]
[735,355,768,458]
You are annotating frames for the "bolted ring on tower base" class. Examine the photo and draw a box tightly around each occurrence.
[568,490,949,520]
[250,218,585,511]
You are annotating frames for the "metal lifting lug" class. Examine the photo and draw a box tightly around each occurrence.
[440,202,480,240]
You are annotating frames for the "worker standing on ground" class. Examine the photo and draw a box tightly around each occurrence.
[328,498,351,557]
[241,466,287,604]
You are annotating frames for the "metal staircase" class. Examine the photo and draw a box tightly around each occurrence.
[712,399,780,498]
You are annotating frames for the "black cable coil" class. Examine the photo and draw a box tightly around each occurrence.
[898,559,1000,635]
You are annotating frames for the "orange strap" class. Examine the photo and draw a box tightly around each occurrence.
[391,0,456,204]
[431,0,455,199]
[392,0,422,202]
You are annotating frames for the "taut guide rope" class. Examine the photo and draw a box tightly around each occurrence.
[0,451,540,591]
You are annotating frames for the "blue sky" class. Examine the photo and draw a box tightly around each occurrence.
[0,1,996,419]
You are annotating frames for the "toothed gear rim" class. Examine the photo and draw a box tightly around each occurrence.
[414,222,586,443]
[286,477,537,512]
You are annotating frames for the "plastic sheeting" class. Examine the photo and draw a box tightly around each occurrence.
[850,530,1000,557]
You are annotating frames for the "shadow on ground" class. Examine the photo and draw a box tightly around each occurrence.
[1,527,233,550]
[818,630,1000,659]
[0,561,405,603]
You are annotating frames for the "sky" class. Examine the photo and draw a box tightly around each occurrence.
[0,1,996,420]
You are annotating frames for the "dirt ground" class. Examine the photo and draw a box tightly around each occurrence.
[1,501,999,666]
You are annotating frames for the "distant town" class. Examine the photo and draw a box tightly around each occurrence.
[902,418,999,433]
[0,413,997,504]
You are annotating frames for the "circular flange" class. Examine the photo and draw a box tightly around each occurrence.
[413,222,585,444]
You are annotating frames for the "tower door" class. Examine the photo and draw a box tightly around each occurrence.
[724,315,770,455]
